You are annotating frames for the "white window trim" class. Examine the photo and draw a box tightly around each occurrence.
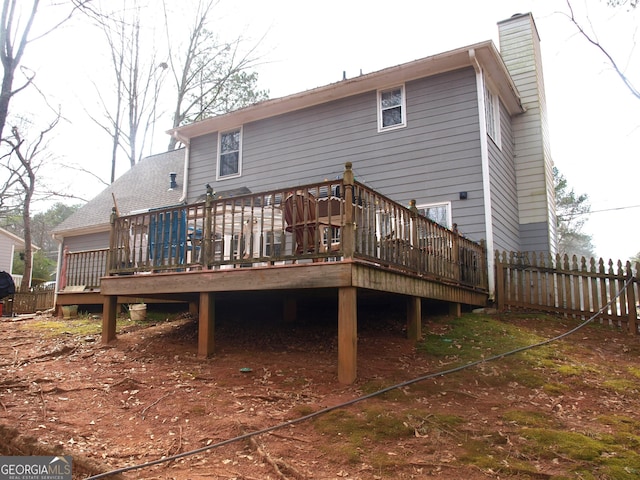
[377,85,407,132]
[216,127,243,180]
[417,201,452,229]
[484,85,501,148]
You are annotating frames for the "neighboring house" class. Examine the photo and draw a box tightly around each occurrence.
[167,13,557,292]
[56,13,556,298]
[0,226,37,288]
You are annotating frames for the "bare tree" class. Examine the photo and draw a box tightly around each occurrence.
[565,0,639,99]
[163,0,268,150]
[88,0,167,182]
[0,0,94,142]
[1,112,60,290]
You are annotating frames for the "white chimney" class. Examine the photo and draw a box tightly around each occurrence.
[498,13,557,254]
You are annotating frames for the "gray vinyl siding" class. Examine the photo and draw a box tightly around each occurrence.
[63,231,110,252]
[488,100,520,254]
[0,233,19,272]
[519,222,551,253]
[188,67,489,243]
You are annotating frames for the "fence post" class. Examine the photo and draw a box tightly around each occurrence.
[626,261,637,335]
[495,250,504,311]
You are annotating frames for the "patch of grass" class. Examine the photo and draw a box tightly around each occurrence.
[597,414,640,434]
[555,362,601,377]
[502,410,556,428]
[418,314,553,366]
[405,411,464,437]
[520,427,640,477]
[314,407,413,464]
[458,438,502,470]
[521,429,607,461]
[542,382,570,396]
[23,312,176,338]
[601,378,639,394]
[627,366,640,379]
[25,316,102,337]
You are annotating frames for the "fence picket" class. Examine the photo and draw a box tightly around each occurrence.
[495,251,639,334]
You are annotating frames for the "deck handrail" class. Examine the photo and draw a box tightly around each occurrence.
[106,163,487,291]
[61,247,110,290]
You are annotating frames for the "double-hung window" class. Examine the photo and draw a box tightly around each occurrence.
[217,128,242,179]
[484,86,501,147]
[377,85,406,131]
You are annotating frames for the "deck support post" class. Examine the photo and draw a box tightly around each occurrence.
[338,286,357,384]
[102,296,118,343]
[449,302,461,317]
[198,292,215,358]
[189,301,198,316]
[283,296,296,323]
[407,296,421,340]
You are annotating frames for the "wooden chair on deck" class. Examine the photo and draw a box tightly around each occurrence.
[284,191,318,255]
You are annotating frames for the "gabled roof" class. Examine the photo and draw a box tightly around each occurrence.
[0,226,26,246]
[53,149,186,238]
[0,227,40,250]
[169,40,523,142]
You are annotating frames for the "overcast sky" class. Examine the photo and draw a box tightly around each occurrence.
[21,0,640,262]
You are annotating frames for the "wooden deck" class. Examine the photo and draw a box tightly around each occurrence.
[68,163,489,383]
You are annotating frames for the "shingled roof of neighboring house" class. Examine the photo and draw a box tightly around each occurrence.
[53,149,186,238]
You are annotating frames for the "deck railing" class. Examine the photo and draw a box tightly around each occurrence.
[60,247,109,290]
[106,163,487,291]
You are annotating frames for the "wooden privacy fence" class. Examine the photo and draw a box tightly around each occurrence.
[495,251,639,334]
[3,285,55,315]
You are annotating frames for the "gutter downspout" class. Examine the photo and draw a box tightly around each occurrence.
[469,48,495,300]
[172,132,191,203]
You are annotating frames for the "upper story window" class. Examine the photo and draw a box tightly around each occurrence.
[377,85,406,132]
[484,86,501,147]
[217,128,242,179]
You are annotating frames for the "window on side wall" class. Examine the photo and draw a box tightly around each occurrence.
[484,86,501,148]
[417,202,452,229]
[217,128,242,179]
[377,85,406,132]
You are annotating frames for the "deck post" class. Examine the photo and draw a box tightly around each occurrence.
[203,186,213,268]
[59,247,69,291]
[283,296,297,323]
[338,286,357,384]
[342,162,355,259]
[407,296,421,340]
[107,207,118,274]
[102,295,118,343]
[198,292,215,358]
[189,301,198,316]
[408,200,419,268]
[449,302,461,317]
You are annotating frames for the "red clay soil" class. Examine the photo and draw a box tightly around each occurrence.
[1,305,639,479]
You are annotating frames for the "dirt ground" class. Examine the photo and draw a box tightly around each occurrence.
[1,303,639,480]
